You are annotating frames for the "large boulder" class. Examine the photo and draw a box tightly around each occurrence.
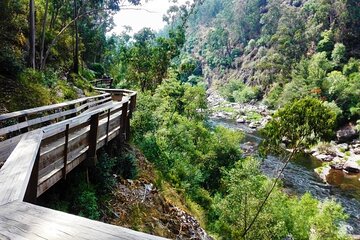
[343,160,360,173]
[336,124,359,143]
[236,117,246,123]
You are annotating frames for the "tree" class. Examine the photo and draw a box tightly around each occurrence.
[242,97,336,237]
[29,0,36,69]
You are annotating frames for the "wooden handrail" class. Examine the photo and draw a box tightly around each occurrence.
[0,130,43,205]
[92,78,113,88]
[0,93,110,121]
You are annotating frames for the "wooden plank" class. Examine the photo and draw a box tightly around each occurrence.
[39,132,90,178]
[37,146,89,196]
[0,201,167,240]
[40,126,90,170]
[42,102,113,139]
[0,130,43,205]
[0,107,78,136]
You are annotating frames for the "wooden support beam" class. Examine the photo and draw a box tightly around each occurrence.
[18,115,29,134]
[121,102,128,141]
[86,113,99,166]
[105,109,111,146]
[63,124,69,179]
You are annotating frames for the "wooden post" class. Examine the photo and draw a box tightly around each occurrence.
[24,150,40,203]
[86,113,99,166]
[63,124,69,179]
[105,109,111,146]
[121,102,128,141]
[18,115,29,133]
[110,78,113,89]
[68,104,77,119]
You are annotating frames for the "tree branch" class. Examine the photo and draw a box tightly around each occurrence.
[241,143,301,238]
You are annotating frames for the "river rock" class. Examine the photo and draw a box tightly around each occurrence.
[337,143,349,151]
[330,162,344,170]
[343,161,360,173]
[236,117,246,123]
[249,122,257,129]
[337,151,345,158]
[317,154,334,162]
[336,124,359,143]
[353,147,360,155]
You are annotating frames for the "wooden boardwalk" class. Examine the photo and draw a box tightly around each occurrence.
[0,82,166,239]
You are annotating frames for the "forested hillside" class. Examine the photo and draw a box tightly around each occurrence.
[183,0,360,124]
[0,0,140,111]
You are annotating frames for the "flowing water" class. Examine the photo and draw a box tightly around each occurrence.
[210,118,360,234]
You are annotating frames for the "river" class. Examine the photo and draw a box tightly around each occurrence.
[210,118,360,235]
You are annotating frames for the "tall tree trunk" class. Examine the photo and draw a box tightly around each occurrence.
[29,0,36,69]
[40,0,49,70]
[73,0,79,74]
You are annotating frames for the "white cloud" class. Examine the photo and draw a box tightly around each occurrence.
[110,0,188,35]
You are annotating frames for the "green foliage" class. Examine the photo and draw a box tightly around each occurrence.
[132,74,242,202]
[317,30,335,54]
[15,69,52,109]
[116,152,138,180]
[260,97,336,155]
[233,85,261,103]
[96,151,117,193]
[55,81,76,100]
[309,200,350,240]
[332,43,346,66]
[89,63,105,78]
[210,158,349,240]
[220,79,260,103]
[74,182,100,220]
[264,83,283,109]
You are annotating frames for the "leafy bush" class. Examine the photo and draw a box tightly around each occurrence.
[264,83,283,109]
[96,151,117,193]
[210,158,349,240]
[56,81,77,100]
[14,69,52,109]
[116,152,138,179]
[89,63,105,78]
[74,183,100,220]
[219,79,245,102]
[233,85,261,103]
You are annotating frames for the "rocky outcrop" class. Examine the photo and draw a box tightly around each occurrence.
[337,124,359,143]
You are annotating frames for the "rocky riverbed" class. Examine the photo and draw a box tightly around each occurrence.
[208,90,360,186]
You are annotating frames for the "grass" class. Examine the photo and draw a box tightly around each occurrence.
[246,111,262,121]
[212,106,236,113]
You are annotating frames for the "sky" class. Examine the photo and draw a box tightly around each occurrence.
[110,0,188,35]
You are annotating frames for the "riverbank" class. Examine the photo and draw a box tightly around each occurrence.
[210,117,360,236]
[207,90,360,184]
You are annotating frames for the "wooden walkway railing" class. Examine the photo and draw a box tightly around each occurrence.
[0,83,166,240]
[91,78,113,89]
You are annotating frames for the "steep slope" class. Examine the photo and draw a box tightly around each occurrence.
[183,0,360,123]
